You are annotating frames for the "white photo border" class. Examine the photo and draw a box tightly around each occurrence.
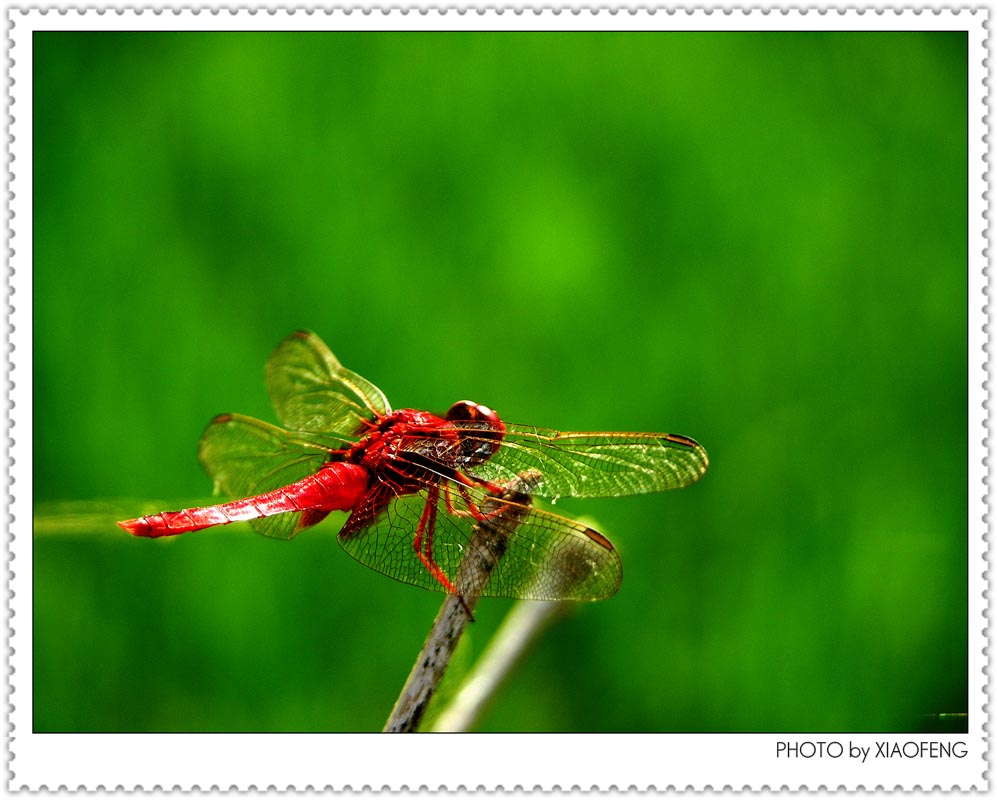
[7,6,988,791]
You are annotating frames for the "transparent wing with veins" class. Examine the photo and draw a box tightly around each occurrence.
[265,329,390,435]
[198,413,350,540]
[452,423,709,502]
[337,473,622,601]
[196,331,391,541]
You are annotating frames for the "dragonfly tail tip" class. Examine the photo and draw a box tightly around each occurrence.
[117,517,152,537]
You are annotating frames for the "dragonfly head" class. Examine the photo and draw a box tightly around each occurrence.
[446,400,506,466]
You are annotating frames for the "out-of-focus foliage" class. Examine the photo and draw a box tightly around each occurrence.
[33,32,968,732]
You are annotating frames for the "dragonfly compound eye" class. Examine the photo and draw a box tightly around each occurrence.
[446,400,506,465]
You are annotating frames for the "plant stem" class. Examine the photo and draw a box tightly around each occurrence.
[430,598,568,732]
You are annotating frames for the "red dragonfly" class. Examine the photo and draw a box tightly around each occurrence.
[119,331,708,602]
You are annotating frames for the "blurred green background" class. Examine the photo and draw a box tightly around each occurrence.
[33,32,968,732]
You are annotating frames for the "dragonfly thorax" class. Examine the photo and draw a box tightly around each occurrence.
[349,409,464,491]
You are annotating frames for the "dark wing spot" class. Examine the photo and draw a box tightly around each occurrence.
[582,527,615,551]
[664,433,700,449]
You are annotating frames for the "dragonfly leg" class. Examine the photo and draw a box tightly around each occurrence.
[413,488,473,618]
[443,480,508,524]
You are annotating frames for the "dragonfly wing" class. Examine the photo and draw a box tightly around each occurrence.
[198,413,343,539]
[265,330,390,434]
[337,477,621,600]
[457,424,709,501]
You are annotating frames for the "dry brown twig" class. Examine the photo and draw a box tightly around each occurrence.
[382,470,543,733]
[429,597,569,732]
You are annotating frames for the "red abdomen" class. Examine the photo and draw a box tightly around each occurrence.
[118,462,369,538]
